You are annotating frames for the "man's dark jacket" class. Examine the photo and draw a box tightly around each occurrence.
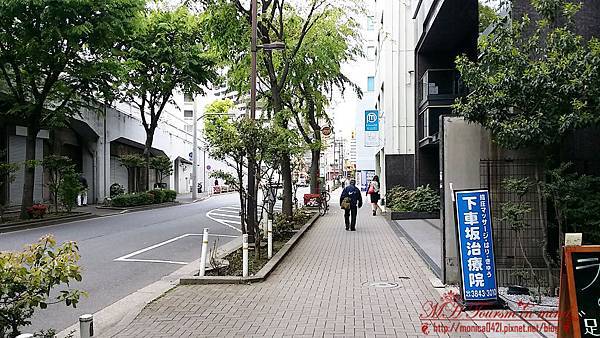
[340,185,363,208]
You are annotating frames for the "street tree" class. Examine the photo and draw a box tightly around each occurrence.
[200,0,361,221]
[42,155,76,213]
[454,0,600,150]
[0,0,144,218]
[118,6,216,190]
[119,154,146,193]
[0,161,19,222]
[285,8,362,194]
[149,156,174,186]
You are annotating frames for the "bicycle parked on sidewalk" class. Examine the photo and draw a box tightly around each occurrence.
[318,190,329,216]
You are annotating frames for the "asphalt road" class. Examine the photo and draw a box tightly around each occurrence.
[0,193,244,334]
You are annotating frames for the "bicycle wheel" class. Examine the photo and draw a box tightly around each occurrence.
[323,191,331,202]
[319,200,326,216]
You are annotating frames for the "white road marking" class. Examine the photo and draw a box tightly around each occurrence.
[114,233,239,265]
[207,207,245,232]
[209,212,241,218]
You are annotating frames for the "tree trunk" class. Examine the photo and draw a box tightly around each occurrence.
[280,154,293,217]
[144,130,155,192]
[272,91,293,218]
[310,149,320,194]
[20,126,39,219]
[535,165,555,295]
[238,168,247,235]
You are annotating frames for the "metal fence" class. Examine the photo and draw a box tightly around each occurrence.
[479,159,559,287]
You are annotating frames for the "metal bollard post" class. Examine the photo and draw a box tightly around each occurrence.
[267,219,273,259]
[199,228,209,276]
[242,234,249,277]
[79,314,94,338]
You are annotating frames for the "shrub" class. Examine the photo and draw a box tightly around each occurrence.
[59,172,83,212]
[163,190,177,202]
[386,185,440,213]
[0,236,84,337]
[110,183,125,198]
[110,191,174,207]
[26,204,48,219]
[150,189,167,204]
[273,209,312,241]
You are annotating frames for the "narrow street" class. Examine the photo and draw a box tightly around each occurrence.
[0,193,243,334]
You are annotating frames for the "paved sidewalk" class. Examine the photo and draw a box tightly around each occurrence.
[115,205,460,338]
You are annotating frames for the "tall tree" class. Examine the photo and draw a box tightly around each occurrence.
[119,6,216,190]
[285,8,362,194]
[0,0,144,218]
[200,0,360,219]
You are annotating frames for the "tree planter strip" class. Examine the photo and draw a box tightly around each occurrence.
[179,213,320,285]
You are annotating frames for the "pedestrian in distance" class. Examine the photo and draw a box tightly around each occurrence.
[367,175,383,216]
[340,179,363,231]
[78,174,88,206]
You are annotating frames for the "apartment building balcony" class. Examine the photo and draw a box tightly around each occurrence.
[417,69,465,148]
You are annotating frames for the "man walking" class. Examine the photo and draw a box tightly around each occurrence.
[340,179,362,231]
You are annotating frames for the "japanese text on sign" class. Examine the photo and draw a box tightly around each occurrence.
[455,190,498,301]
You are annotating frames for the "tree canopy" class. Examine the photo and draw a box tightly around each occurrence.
[455,0,600,149]
[118,5,216,189]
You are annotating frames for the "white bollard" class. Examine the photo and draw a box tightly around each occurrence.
[79,314,94,338]
[267,219,273,259]
[242,234,249,277]
[199,228,209,276]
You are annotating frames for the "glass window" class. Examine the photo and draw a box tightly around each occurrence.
[184,93,193,103]
[367,46,376,60]
[367,16,375,31]
[367,77,375,92]
[184,110,193,118]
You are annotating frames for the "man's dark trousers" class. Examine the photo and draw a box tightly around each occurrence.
[344,207,358,230]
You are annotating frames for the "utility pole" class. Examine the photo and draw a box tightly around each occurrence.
[192,95,199,201]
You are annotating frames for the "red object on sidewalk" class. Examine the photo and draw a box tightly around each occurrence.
[303,193,320,207]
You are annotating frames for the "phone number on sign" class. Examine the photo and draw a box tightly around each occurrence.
[464,289,497,298]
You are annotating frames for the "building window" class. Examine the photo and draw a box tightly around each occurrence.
[367,16,375,30]
[184,93,193,103]
[367,46,376,60]
[184,110,193,118]
[185,125,193,133]
[367,77,375,92]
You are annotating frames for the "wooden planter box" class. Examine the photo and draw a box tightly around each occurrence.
[390,211,440,220]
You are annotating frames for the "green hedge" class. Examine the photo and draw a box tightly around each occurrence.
[386,185,440,213]
[111,190,177,207]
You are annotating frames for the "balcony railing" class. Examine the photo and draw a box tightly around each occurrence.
[418,106,452,147]
[418,69,464,106]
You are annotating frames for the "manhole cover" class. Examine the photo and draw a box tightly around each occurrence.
[363,281,401,289]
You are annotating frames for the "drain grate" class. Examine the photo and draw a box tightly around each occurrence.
[363,281,401,289]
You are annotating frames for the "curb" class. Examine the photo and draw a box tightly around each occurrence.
[0,213,96,233]
[96,201,180,212]
[56,237,242,338]
[180,213,320,285]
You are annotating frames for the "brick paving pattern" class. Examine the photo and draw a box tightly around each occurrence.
[117,205,468,337]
